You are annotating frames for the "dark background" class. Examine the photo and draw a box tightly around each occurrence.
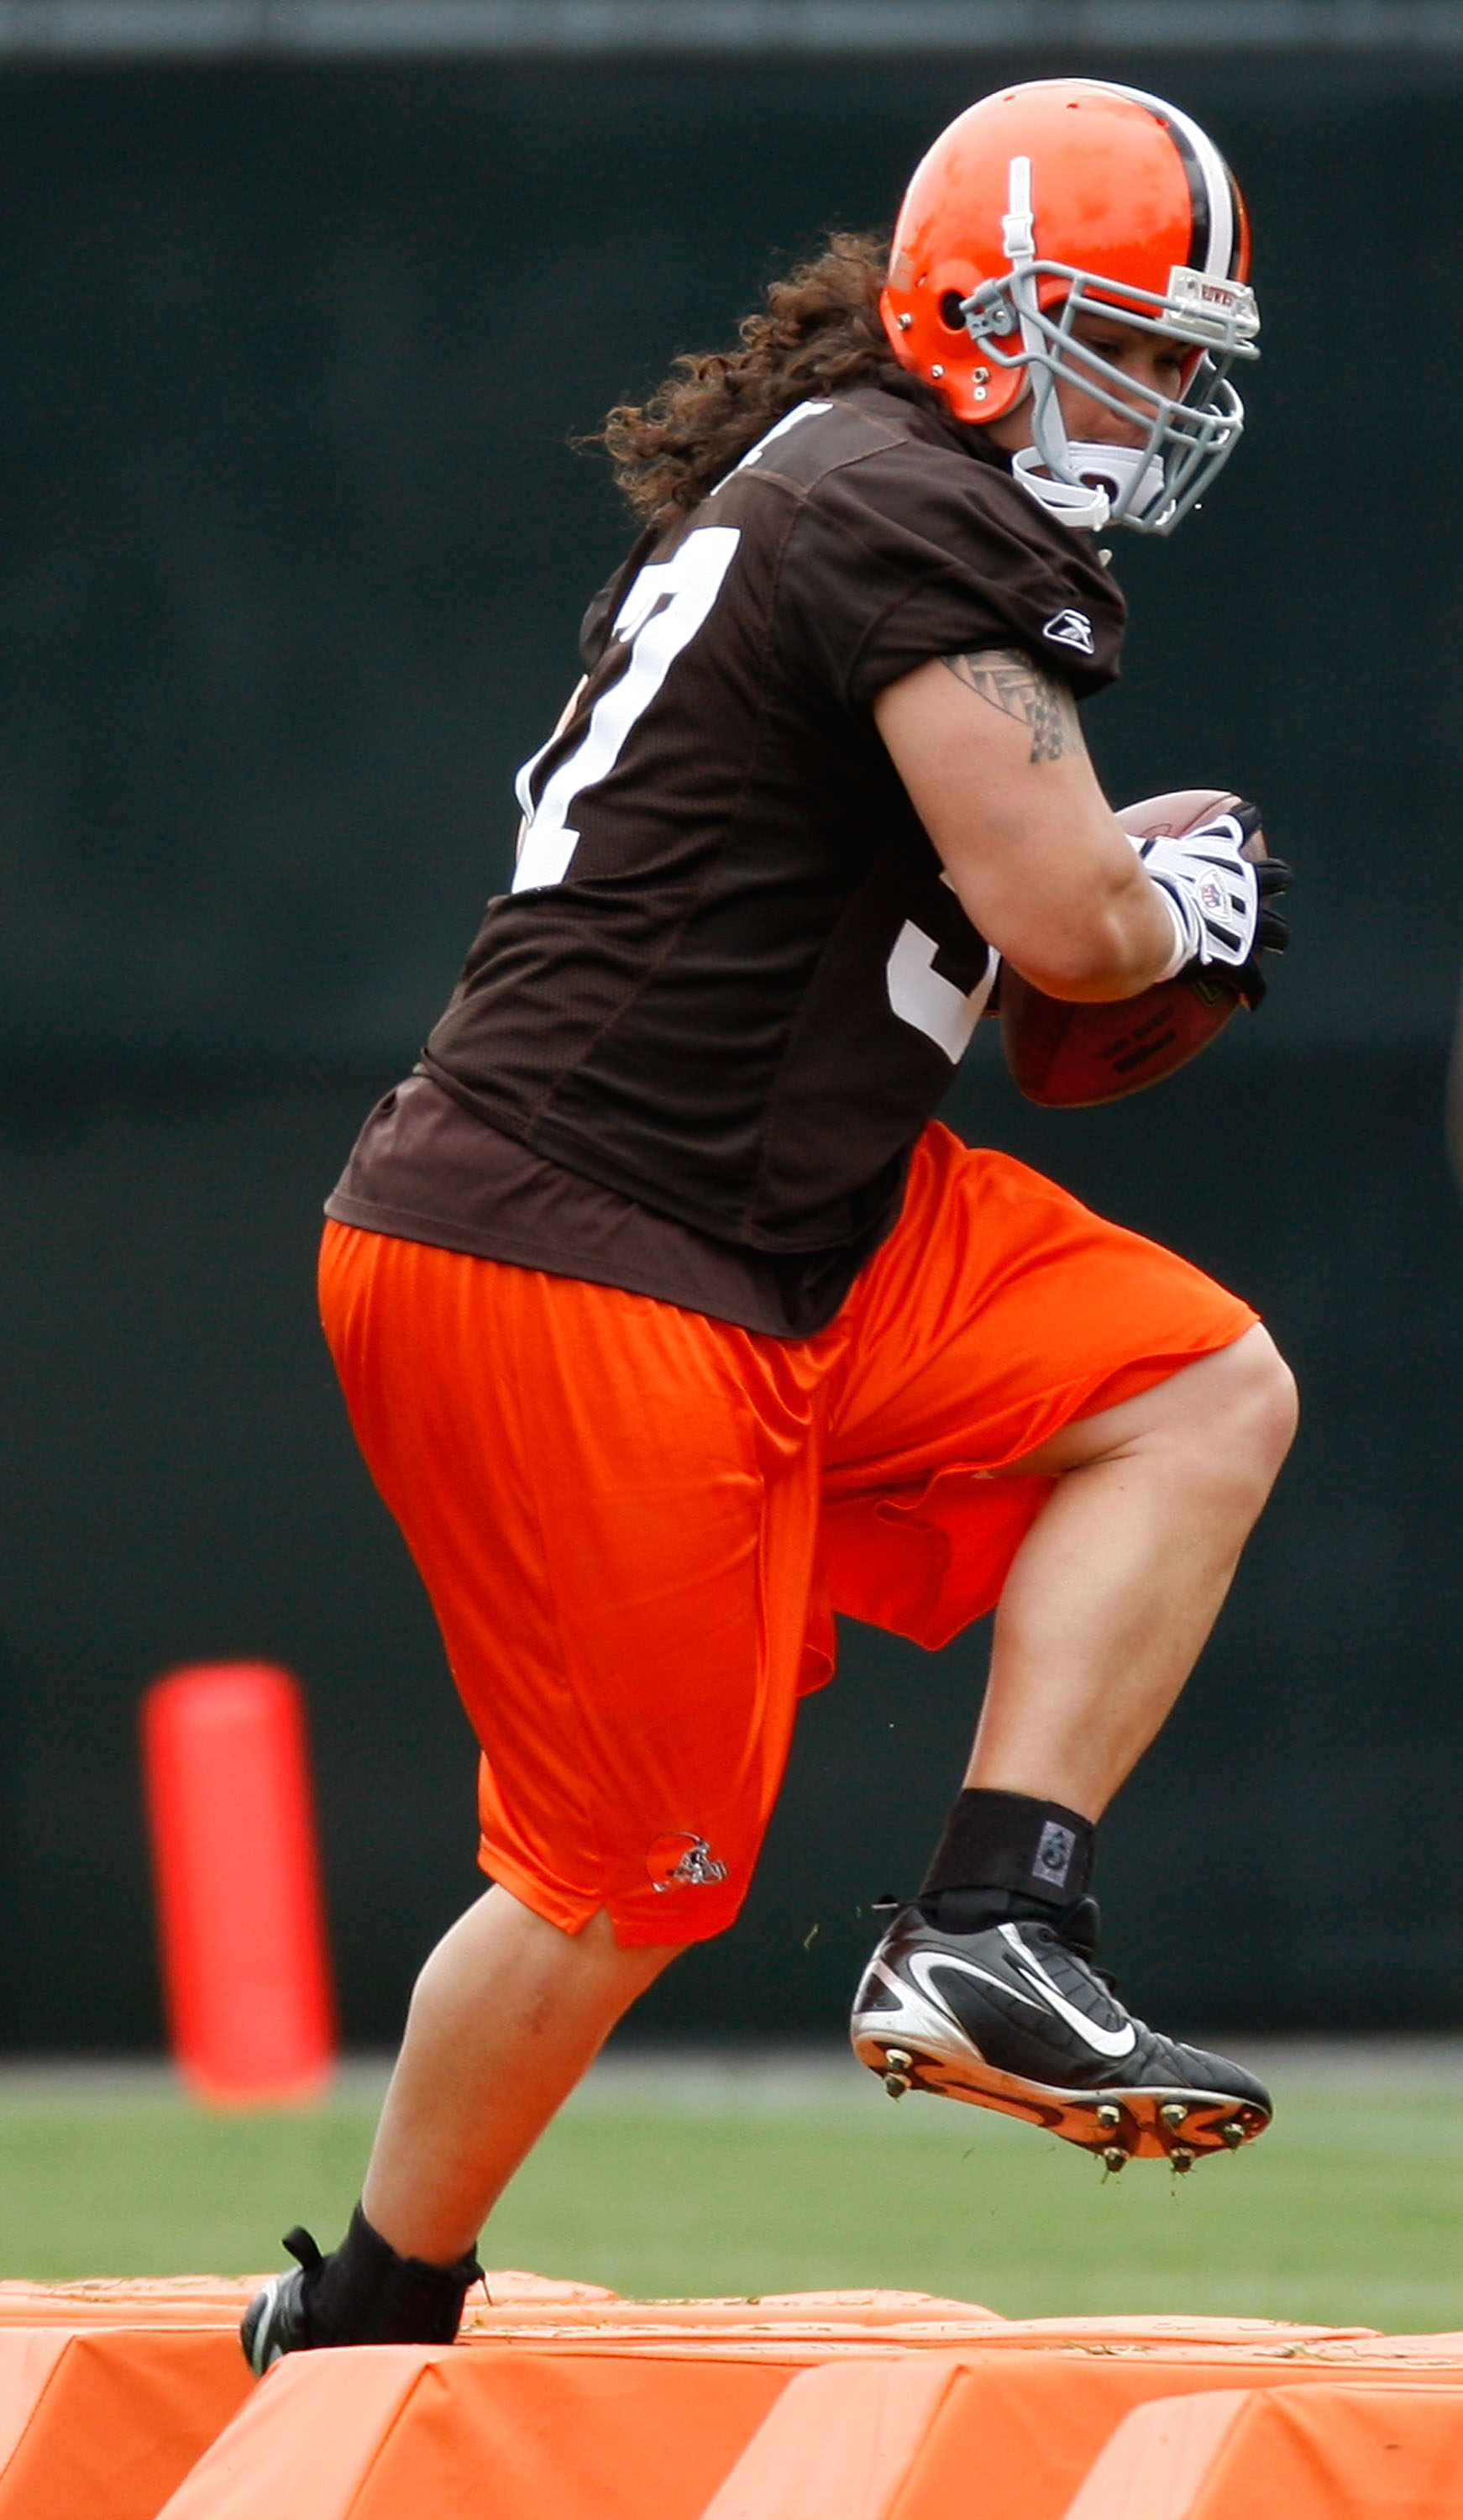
[3,44,1461,2050]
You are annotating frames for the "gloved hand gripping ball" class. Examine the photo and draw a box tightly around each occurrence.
[1136,800,1290,1005]
[1000,788,1291,1108]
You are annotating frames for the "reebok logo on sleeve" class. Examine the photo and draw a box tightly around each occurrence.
[1042,608,1095,655]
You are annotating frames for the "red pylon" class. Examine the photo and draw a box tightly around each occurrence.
[141,1662,336,2106]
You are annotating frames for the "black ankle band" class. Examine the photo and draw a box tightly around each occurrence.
[920,1788,1094,1907]
[307,2204,484,2347]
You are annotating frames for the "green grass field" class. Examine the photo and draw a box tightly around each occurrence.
[3,2050,1461,2335]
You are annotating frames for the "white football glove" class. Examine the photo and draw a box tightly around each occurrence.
[1134,809,1261,984]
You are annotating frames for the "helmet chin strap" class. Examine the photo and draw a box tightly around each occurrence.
[1009,447,1111,531]
[999,154,1164,534]
[1011,439,1168,532]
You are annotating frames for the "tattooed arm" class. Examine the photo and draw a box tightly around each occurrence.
[873,645,1176,1004]
[937,647,1080,765]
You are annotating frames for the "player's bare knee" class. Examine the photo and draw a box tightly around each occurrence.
[1252,1334,1299,1473]
[1189,1326,1296,1504]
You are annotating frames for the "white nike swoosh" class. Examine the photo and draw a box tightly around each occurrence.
[909,1948,1046,2019]
[998,1924,1138,2061]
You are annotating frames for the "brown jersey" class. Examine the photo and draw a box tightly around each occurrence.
[331,383,1125,1324]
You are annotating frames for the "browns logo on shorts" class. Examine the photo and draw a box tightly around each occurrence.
[645,1834,731,1893]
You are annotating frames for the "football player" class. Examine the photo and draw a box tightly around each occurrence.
[244,77,1295,2365]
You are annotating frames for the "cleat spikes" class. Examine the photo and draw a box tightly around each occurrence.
[1219,2120,1245,2150]
[884,2050,913,2073]
[1094,2103,1122,2129]
[1101,2144,1129,2174]
[884,2071,910,2098]
[1160,2102,1188,2129]
[1170,2145,1196,2173]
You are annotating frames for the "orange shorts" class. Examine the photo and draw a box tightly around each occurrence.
[318,1122,1255,1948]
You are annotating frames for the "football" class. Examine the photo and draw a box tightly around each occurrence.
[999,788,1266,1109]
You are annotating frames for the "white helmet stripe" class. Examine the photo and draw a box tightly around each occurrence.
[1102,78,1236,279]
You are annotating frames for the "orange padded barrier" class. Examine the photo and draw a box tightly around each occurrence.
[3,2280,1463,2520]
[1062,2381,1463,2519]
[0,2269,616,2330]
[458,2285,1004,2344]
[1062,2389,1253,2520]
[455,2300,1377,2354]
[699,2356,961,2520]
[699,2347,1463,2520]
[0,2326,250,2520]
[155,2343,797,2520]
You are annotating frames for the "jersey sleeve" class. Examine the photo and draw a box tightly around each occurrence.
[776,438,1127,710]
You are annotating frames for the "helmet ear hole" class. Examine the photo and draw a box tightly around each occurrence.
[938,289,968,331]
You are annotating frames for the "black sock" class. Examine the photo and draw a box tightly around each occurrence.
[300,2204,484,2347]
[918,1787,1094,1935]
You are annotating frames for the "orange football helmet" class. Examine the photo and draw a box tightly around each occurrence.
[881,79,1259,534]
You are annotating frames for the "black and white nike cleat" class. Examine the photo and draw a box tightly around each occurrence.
[240,2226,324,2372]
[850,1901,1271,2169]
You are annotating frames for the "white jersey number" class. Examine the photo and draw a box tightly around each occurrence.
[512,524,742,894]
[886,922,998,1063]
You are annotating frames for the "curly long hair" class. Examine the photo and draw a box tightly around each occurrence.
[597,233,920,530]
